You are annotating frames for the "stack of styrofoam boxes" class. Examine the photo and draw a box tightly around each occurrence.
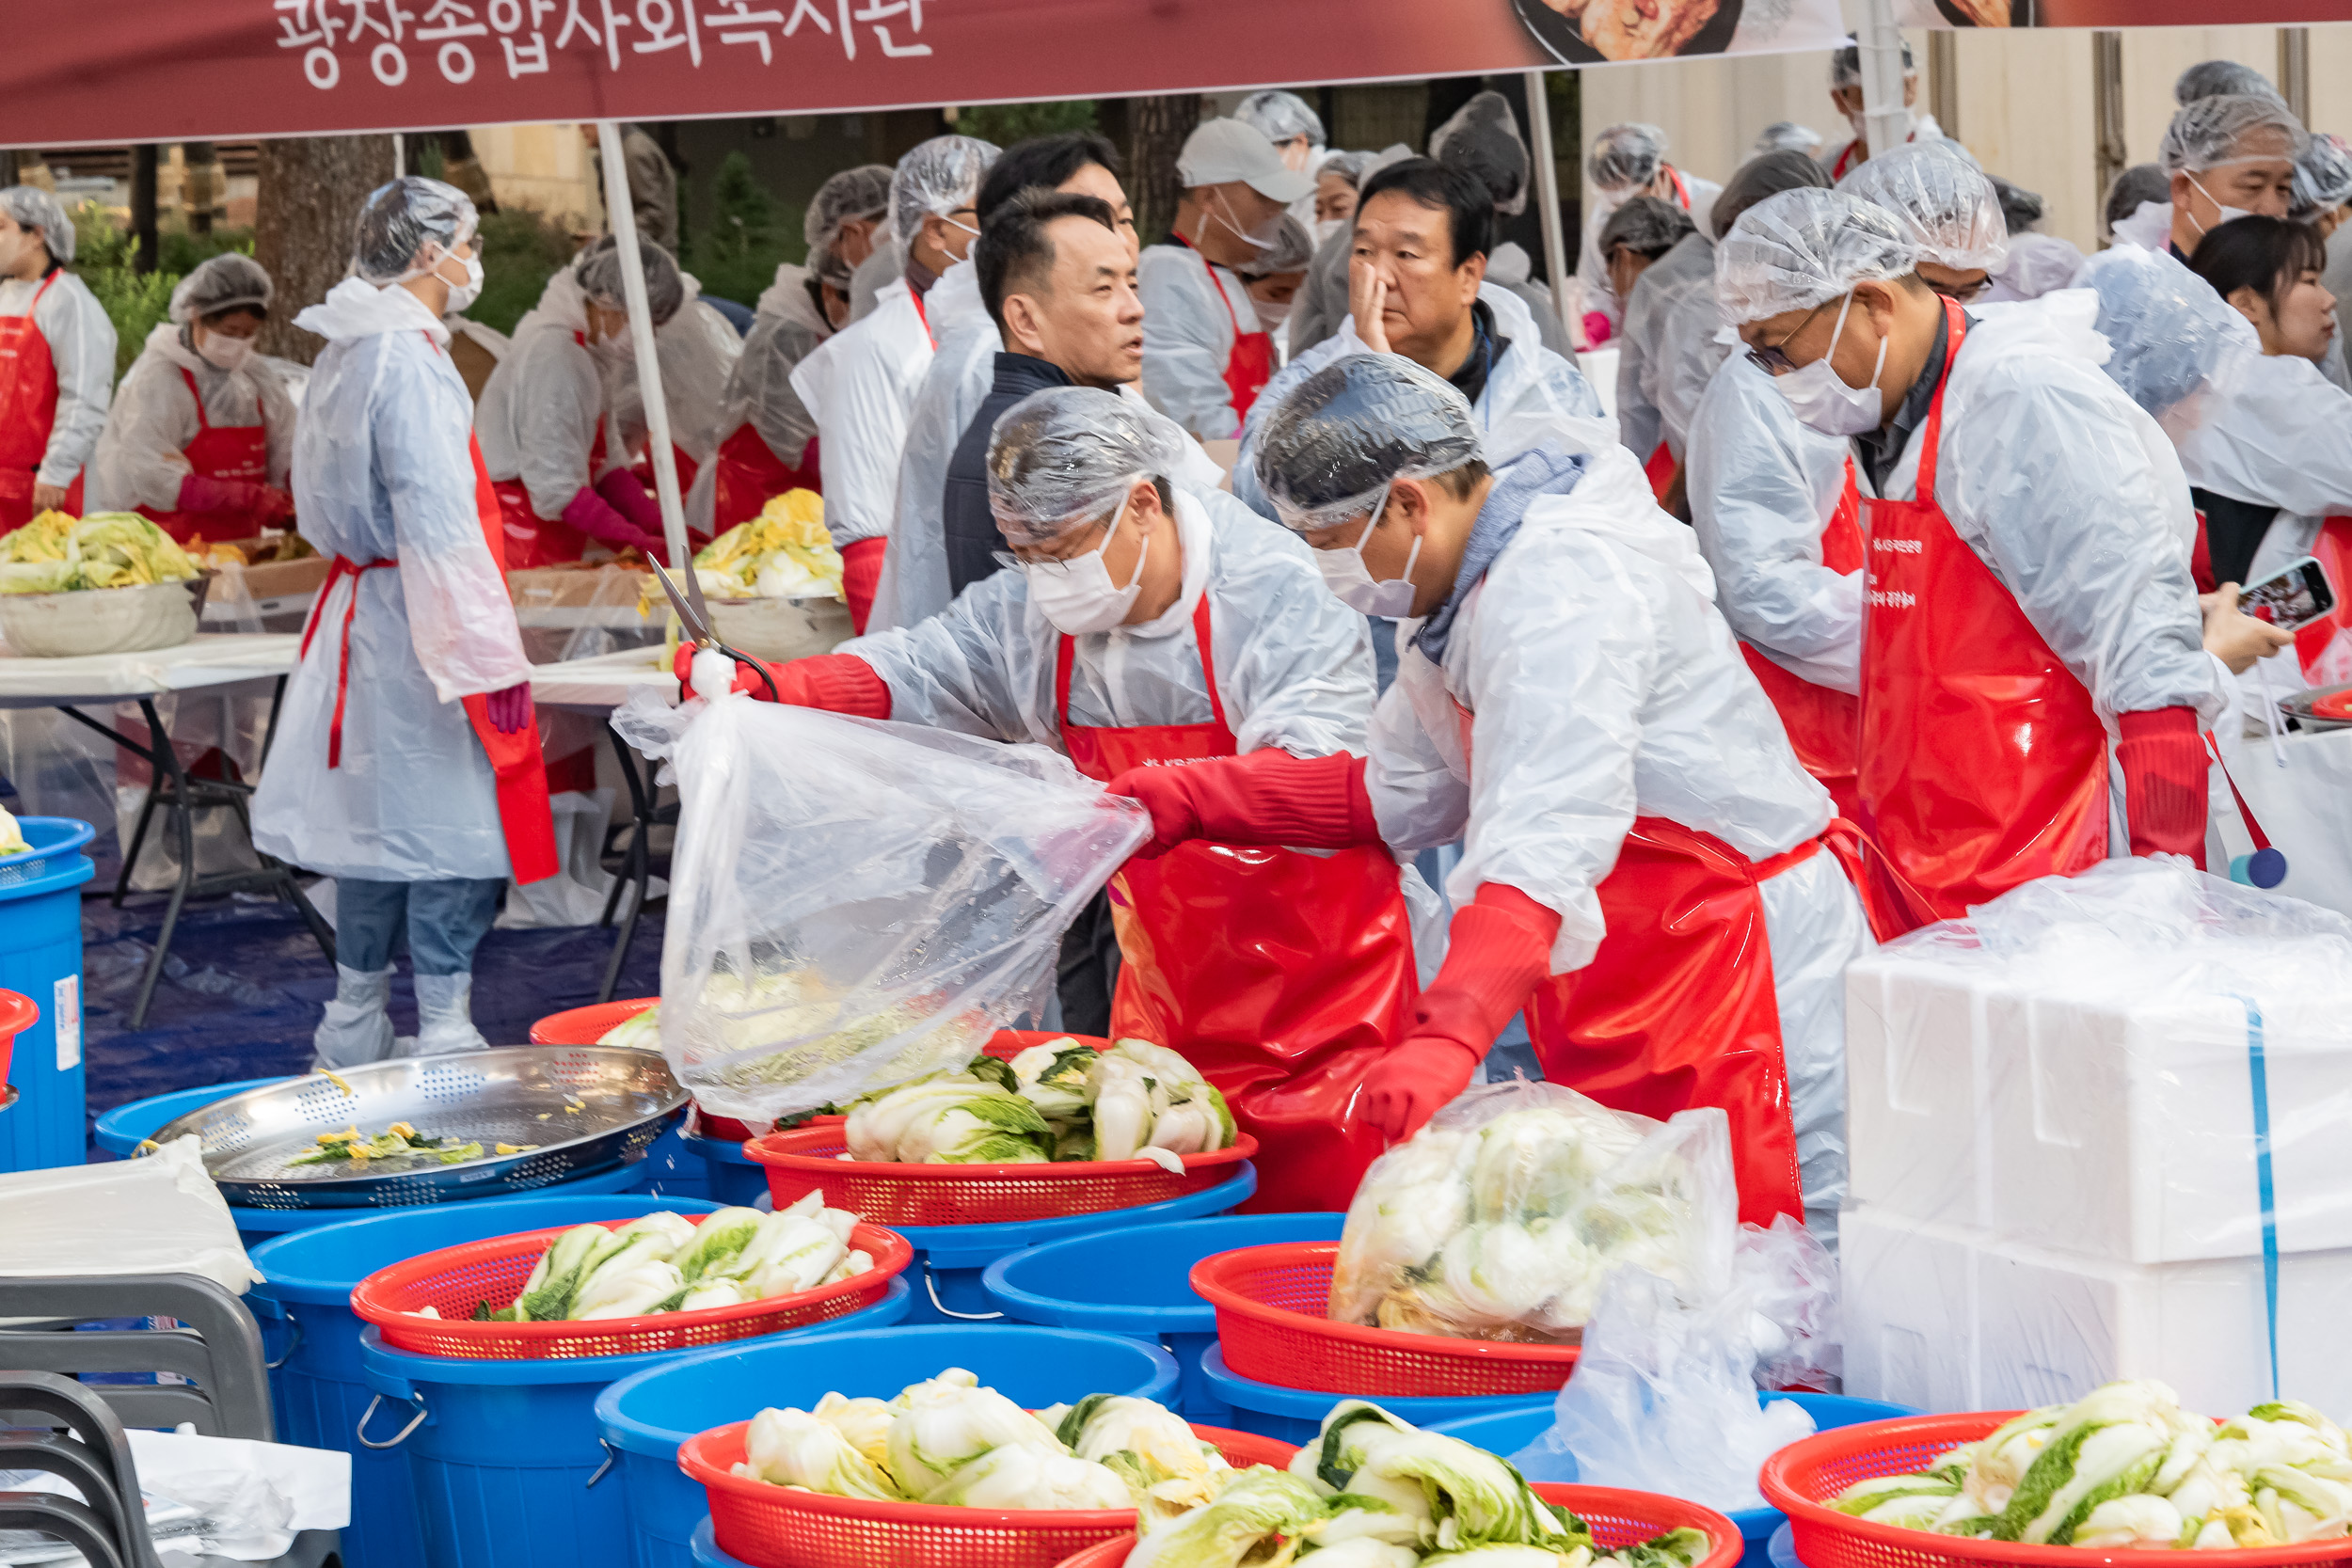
[1841,868,2352,1421]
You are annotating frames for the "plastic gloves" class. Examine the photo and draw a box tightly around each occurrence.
[668,643,892,717]
[485,681,533,735]
[562,483,663,561]
[1361,883,1560,1140]
[177,473,294,528]
[840,537,885,634]
[1104,749,1380,858]
[2117,706,2208,867]
[596,467,664,535]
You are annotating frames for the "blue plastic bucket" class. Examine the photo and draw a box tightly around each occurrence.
[1426,1392,1920,1568]
[0,816,95,1173]
[677,1130,765,1207]
[94,1076,285,1157]
[1197,1343,1557,1446]
[596,1323,1178,1568]
[248,1194,728,1568]
[690,1517,751,1568]
[981,1211,1344,1420]
[358,1281,913,1568]
[628,1124,711,1202]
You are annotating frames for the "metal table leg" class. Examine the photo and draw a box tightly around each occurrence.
[596,722,657,1006]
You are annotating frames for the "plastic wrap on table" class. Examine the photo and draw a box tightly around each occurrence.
[1327,1079,1739,1344]
[612,687,1148,1125]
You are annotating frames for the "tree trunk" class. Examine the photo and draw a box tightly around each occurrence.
[183,142,221,235]
[1130,94,1200,249]
[255,135,396,365]
[132,145,159,274]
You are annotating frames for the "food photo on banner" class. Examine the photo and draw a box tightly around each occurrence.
[1513,0,1846,64]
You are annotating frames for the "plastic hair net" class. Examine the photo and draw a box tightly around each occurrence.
[1252,355,1481,533]
[0,185,75,265]
[2294,133,2352,219]
[809,243,851,292]
[1321,150,1379,188]
[2158,92,2309,175]
[574,232,686,326]
[1989,176,2045,235]
[1711,149,1830,242]
[1431,89,1532,216]
[1235,89,1326,149]
[889,135,1001,249]
[2106,164,2171,232]
[1714,187,1921,325]
[1588,123,1668,195]
[351,176,478,286]
[1599,196,1696,261]
[1235,214,1317,277]
[1754,122,1823,157]
[167,254,271,324]
[2176,59,2280,105]
[803,164,894,254]
[2074,238,2250,416]
[985,385,1189,546]
[1836,141,2010,274]
[1830,35,1913,90]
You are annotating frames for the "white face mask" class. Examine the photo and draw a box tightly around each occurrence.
[438,248,485,312]
[1251,295,1294,335]
[1025,494,1149,635]
[1773,291,1890,436]
[593,319,634,359]
[1847,107,1915,147]
[1214,191,1282,253]
[2185,173,2254,237]
[195,330,254,372]
[1314,481,1423,618]
[1314,217,1348,248]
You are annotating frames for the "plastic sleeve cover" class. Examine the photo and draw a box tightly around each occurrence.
[1688,356,1864,693]
[1137,245,1243,441]
[26,273,117,486]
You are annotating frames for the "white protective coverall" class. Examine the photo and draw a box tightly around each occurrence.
[1137,242,1267,441]
[608,283,744,489]
[788,275,933,549]
[1576,172,1723,341]
[476,266,627,518]
[683,262,831,540]
[1615,229,1727,465]
[86,322,296,514]
[0,270,116,495]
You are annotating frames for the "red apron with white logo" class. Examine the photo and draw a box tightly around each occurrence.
[1174,237,1276,423]
[137,366,272,543]
[1063,595,1417,1212]
[712,423,821,531]
[1855,300,2108,936]
[1742,457,1864,820]
[0,272,84,531]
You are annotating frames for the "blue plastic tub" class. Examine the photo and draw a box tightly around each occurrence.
[677,1130,764,1207]
[358,1281,913,1568]
[628,1124,711,1202]
[1198,1343,1557,1446]
[690,1518,751,1568]
[1769,1520,1806,1568]
[982,1211,1344,1420]
[93,1076,284,1157]
[1426,1393,1920,1568]
[248,1193,725,1568]
[0,816,96,1173]
[596,1323,1179,1568]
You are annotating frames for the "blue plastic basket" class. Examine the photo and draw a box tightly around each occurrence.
[1198,1342,1558,1445]
[248,1193,724,1568]
[0,815,95,890]
[596,1323,1179,1568]
[357,1281,913,1568]
[981,1211,1344,1420]
[690,1517,753,1568]
[1425,1392,1921,1568]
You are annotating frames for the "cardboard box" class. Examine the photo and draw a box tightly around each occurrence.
[194,535,328,604]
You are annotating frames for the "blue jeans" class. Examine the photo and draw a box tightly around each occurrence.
[335,877,504,976]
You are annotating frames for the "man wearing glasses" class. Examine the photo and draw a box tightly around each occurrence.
[1719,186,2223,937]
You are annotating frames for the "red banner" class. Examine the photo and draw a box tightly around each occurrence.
[8,0,1848,149]
[1916,0,2352,23]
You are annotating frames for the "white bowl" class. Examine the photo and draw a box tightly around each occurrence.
[706,594,853,663]
[0,578,202,658]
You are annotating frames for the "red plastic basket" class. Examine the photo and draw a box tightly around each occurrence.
[350,1212,912,1360]
[687,1421,1295,1568]
[1051,1484,1743,1568]
[1189,1242,1581,1398]
[529,996,658,1046]
[1762,1414,2352,1568]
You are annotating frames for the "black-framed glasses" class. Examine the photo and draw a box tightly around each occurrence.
[1928,277,1989,303]
[1742,294,1841,375]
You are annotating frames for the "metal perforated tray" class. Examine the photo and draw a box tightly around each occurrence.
[2280,680,2352,732]
[144,1045,688,1209]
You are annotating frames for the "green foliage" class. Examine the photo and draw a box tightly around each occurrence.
[466,205,577,337]
[417,139,448,182]
[159,227,255,277]
[953,100,1098,148]
[70,203,178,377]
[686,151,790,309]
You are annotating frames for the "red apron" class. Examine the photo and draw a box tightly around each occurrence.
[1173,236,1276,424]
[1856,301,2108,936]
[629,445,698,509]
[1062,595,1418,1212]
[712,423,821,532]
[1455,703,1816,1229]
[490,331,606,568]
[1643,441,1677,505]
[2292,517,2352,685]
[0,271,84,531]
[1741,458,1864,820]
[137,366,271,543]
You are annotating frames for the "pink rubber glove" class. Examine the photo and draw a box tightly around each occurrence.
[485,681,533,735]
[177,473,267,514]
[596,467,664,534]
[1581,310,1613,348]
[561,484,661,556]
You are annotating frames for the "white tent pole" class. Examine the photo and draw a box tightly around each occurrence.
[1854,0,1910,168]
[596,119,690,571]
[1522,70,1573,338]
[392,132,404,180]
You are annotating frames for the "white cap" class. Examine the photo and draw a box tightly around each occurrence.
[1176,119,1316,204]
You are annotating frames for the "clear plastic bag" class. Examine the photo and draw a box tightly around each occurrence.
[0,1137,257,1294]
[612,688,1149,1124]
[1325,1079,1739,1342]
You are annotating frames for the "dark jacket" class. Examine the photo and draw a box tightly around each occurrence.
[943,352,1075,598]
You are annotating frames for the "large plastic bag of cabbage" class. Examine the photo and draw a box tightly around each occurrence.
[1327,1080,1738,1343]
[612,686,1149,1125]
[1510,1215,1839,1510]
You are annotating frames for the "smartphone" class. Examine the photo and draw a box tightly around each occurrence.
[2241,555,2337,633]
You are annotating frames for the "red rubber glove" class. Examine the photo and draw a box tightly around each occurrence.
[253,483,296,530]
[671,643,891,716]
[177,473,267,515]
[562,483,660,556]
[2117,707,2207,868]
[1105,750,1381,859]
[840,537,885,634]
[596,467,664,535]
[1361,884,1560,1141]
[485,681,533,735]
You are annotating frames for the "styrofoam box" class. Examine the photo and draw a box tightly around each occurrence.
[1843,1204,2352,1423]
[1845,950,2352,1264]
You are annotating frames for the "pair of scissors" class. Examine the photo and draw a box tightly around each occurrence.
[650,559,782,701]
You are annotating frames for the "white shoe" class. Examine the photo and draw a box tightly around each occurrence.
[411,971,490,1056]
[312,964,397,1070]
